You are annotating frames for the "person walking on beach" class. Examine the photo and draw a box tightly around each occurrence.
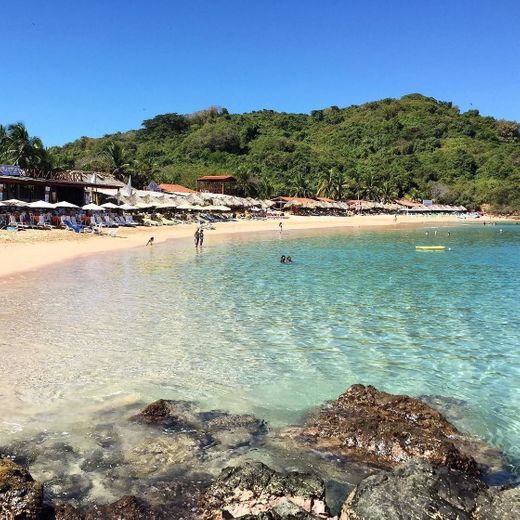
[279,221,283,234]
[146,236,154,246]
[194,228,200,247]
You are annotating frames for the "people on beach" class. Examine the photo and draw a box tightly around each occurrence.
[146,236,154,246]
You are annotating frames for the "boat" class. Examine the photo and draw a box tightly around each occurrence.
[415,245,446,251]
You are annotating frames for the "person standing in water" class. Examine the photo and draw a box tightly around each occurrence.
[199,228,205,247]
[279,221,283,234]
[194,228,200,247]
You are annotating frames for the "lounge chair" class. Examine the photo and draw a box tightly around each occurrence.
[36,215,54,229]
[62,218,84,233]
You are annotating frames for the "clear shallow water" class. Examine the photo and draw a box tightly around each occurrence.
[0,223,519,473]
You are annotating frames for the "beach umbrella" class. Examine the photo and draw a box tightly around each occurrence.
[2,199,29,207]
[118,203,135,210]
[82,203,105,211]
[55,201,79,209]
[29,200,56,209]
[101,202,120,209]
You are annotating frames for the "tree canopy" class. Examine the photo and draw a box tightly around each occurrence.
[3,94,519,211]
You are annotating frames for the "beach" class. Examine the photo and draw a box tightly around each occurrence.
[0,214,499,279]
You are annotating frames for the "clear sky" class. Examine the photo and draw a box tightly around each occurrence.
[1,0,519,146]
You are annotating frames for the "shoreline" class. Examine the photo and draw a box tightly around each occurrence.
[0,214,506,280]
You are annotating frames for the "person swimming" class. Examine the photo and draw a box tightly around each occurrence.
[280,255,286,263]
[286,256,293,264]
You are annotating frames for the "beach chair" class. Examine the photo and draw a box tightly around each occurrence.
[124,215,138,226]
[36,214,54,230]
[63,218,84,233]
[103,215,119,227]
[18,214,32,229]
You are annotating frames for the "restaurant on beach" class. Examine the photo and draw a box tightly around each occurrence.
[0,166,124,205]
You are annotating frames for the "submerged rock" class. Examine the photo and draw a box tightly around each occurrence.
[199,461,333,519]
[0,458,43,519]
[132,399,198,430]
[338,460,520,520]
[294,384,478,474]
[133,400,268,450]
[50,495,163,519]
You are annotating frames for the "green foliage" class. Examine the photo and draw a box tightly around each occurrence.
[5,95,520,211]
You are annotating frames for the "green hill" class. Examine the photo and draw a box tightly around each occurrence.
[47,94,520,211]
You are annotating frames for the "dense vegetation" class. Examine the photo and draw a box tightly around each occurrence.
[3,94,520,211]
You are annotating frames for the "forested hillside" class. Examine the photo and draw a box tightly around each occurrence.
[10,94,520,210]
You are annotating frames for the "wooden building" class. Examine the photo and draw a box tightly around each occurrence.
[196,175,236,195]
[0,167,124,205]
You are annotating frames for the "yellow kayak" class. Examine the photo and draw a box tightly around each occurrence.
[416,245,446,251]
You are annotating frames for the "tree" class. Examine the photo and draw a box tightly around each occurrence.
[234,166,258,197]
[289,170,313,197]
[103,142,130,180]
[3,122,52,169]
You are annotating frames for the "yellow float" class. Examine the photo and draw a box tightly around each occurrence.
[415,246,446,251]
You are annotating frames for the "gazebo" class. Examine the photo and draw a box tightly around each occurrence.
[196,175,236,195]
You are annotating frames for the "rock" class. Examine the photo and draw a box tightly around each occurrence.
[45,473,93,501]
[199,461,333,519]
[50,495,161,519]
[132,399,199,430]
[296,384,478,474]
[201,411,268,449]
[125,434,200,477]
[474,485,520,519]
[338,460,520,520]
[0,458,43,519]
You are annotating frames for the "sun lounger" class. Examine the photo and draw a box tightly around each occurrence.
[63,219,84,233]
[36,215,54,229]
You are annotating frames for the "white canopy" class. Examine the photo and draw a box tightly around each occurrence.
[55,201,79,209]
[28,200,56,209]
[118,203,135,210]
[101,202,120,209]
[82,203,105,211]
[2,199,29,207]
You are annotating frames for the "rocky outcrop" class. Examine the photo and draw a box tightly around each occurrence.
[133,399,267,449]
[199,462,333,519]
[132,399,198,430]
[0,458,43,519]
[339,460,520,520]
[294,384,478,474]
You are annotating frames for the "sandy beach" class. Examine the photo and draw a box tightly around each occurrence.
[0,214,499,279]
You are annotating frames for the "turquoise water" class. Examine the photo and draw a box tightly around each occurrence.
[0,223,519,473]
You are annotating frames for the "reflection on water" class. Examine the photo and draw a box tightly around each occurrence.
[0,223,519,497]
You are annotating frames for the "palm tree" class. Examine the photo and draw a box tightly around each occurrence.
[289,171,313,197]
[234,166,258,197]
[4,122,51,169]
[316,169,335,198]
[103,142,129,180]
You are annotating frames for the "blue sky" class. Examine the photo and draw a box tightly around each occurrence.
[1,0,519,146]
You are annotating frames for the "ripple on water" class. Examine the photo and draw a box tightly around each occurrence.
[0,224,518,483]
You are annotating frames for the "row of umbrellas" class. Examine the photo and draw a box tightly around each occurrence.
[0,199,232,212]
